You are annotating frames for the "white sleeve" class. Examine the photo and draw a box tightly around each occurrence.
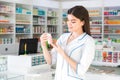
[50,35,62,64]
[77,38,95,77]
[50,33,67,64]
[50,48,57,64]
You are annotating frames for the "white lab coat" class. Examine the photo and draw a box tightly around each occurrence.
[51,33,95,80]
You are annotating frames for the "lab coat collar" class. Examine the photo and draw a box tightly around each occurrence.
[66,32,87,45]
[78,33,87,41]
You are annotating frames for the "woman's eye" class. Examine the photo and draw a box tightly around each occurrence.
[71,22,76,23]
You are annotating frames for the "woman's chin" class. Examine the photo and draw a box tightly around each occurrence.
[68,30,73,32]
[68,29,71,32]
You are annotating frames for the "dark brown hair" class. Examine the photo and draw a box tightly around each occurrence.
[67,6,91,35]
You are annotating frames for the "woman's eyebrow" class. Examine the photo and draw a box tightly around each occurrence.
[71,19,76,21]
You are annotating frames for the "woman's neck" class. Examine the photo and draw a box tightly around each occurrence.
[71,32,84,38]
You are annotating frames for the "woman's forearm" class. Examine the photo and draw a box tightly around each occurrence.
[52,43,77,72]
[62,52,77,72]
[42,46,52,65]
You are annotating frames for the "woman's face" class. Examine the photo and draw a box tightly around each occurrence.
[67,14,84,33]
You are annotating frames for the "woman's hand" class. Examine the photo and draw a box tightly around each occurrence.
[40,33,48,47]
[51,43,65,57]
[51,42,77,72]
[40,33,52,65]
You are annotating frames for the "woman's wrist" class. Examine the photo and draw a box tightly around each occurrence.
[41,44,47,48]
[41,41,46,46]
[41,45,47,50]
[62,51,67,58]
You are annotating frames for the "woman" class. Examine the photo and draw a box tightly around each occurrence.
[40,6,95,80]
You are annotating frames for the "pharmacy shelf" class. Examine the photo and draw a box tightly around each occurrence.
[47,8,59,38]
[62,9,68,33]
[88,7,103,41]
[104,6,120,43]
[0,1,15,44]
[15,3,32,43]
[92,49,120,67]
[32,6,60,39]
[87,6,120,67]
[33,6,47,39]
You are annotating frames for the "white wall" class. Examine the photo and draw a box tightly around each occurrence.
[33,0,60,8]
[61,0,103,9]
[0,0,33,4]
[1,0,120,11]
[1,0,120,10]
[0,0,60,8]
[61,0,120,9]
[104,0,120,7]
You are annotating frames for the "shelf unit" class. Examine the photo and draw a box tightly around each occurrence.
[0,1,15,44]
[62,9,68,33]
[88,6,120,67]
[33,6,47,39]
[47,8,59,39]
[32,6,60,40]
[104,6,120,43]
[88,7,103,41]
[92,49,120,67]
[0,1,60,45]
[15,3,32,43]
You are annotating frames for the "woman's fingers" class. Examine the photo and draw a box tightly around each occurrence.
[51,43,61,51]
[51,43,57,48]
[40,33,48,41]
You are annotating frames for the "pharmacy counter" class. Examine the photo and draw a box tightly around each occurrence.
[26,65,120,80]
[25,69,55,80]
[0,72,24,80]
[6,55,120,80]
[86,66,120,80]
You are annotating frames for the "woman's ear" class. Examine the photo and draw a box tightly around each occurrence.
[81,20,85,26]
